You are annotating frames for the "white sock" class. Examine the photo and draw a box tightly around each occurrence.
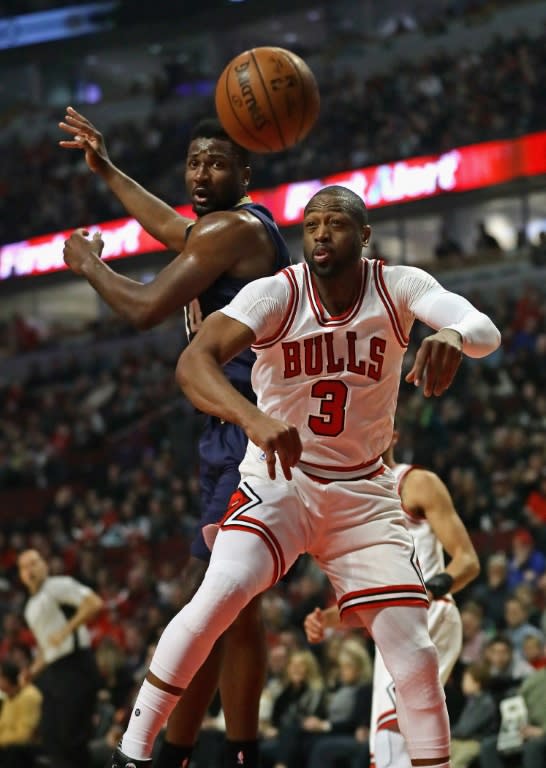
[120,679,179,760]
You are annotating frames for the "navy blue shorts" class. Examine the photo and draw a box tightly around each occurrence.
[191,417,248,561]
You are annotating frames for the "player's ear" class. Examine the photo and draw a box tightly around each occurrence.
[242,165,251,188]
[362,225,371,248]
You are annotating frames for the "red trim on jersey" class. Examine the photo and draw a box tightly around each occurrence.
[220,522,283,586]
[220,484,286,587]
[302,466,385,484]
[304,260,368,327]
[341,583,428,601]
[373,260,409,348]
[377,717,399,732]
[340,596,429,617]
[300,453,382,472]
[253,267,299,349]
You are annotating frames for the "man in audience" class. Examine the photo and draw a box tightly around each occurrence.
[0,659,43,768]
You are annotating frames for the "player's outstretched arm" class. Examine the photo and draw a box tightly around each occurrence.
[177,311,302,481]
[59,106,191,252]
[406,282,501,397]
[62,212,255,329]
[405,469,480,598]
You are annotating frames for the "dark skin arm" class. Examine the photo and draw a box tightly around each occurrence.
[59,106,190,252]
[176,311,302,480]
[405,328,463,398]
[63,210,274,329]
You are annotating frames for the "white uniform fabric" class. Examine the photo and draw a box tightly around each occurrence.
[216,466,428,611]
[24,576,92,663]
[369,464,463,766]
[223,259,499,482]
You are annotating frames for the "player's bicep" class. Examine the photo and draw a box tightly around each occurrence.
[190,311,256,366]
[418,473,474,558]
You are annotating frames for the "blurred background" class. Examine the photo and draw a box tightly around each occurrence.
[0,1,545,767]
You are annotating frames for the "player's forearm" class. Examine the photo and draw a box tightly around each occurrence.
[81,256,162,328]
[445,549,480,594]
[176,349,259,431]
[413,289,501,358]
[101,164,191,252]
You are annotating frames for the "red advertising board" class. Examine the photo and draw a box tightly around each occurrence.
[2,130,545,280]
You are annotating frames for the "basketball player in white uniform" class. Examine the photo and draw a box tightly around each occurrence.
[109,185,500,768]
[304,432,480,768]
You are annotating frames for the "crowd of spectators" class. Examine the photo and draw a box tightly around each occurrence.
[2,18,546,245]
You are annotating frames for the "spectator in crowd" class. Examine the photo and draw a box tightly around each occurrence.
[471,554,512,630]
[460,601,491,665]
[475,221,502,254]
[0,659,43,768]
[450,662,498,768]
[479,666,546,768]
[483,635,533,706]
[507,529,546,591]
[259,650,326,767]
[521,635,546,670]
[18,549,103,768]
[503,597,545,657]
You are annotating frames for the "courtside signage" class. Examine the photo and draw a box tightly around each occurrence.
[2,130,546,280]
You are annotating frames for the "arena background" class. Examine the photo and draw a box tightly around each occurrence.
[0,1,545,767]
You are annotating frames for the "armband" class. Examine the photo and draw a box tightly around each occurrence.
[425,572,454,599]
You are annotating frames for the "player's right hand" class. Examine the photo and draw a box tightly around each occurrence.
[245,414,302,481]
[304,607,325,643]
[58,106,111,175]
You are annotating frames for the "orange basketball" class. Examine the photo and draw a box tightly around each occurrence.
[215,46,320,153]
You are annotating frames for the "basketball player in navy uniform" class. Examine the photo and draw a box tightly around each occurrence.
[60,109,291,768]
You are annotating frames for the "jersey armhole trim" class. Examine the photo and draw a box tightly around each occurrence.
[252,267,299,349]
[373,260,409,348]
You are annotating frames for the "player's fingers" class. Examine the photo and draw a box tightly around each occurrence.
[422,341,445,397]
[433,347,463,396]
[265,449,276,481]
[405,343,430,387]
[58,140,84,149]
[58,120,81,136]
[278,451,293,481]
[66,105,91,124]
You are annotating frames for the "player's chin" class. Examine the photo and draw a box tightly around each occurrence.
[192,200,216,217]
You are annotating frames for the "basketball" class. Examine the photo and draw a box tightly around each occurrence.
[215,46,320,154]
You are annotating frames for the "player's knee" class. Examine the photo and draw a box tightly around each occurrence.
[388,644,443,710]
[182,560,261,637]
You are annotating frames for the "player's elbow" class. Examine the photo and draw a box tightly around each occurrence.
[466,550,481,582]
[176,348,193,395]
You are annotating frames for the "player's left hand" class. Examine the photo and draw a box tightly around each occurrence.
[304,606,326,643]
[63,229,104,275]
[405,328,463,397]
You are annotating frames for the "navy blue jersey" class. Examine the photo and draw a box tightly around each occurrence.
[184,202,291,401]
[185,202,291,561]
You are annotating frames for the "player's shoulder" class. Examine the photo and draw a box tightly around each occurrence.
[380,261,435,281]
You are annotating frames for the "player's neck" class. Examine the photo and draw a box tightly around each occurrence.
[313,261,363,316]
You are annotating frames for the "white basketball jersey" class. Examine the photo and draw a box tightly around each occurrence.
[390,463,446,582]
[249,260,414,481]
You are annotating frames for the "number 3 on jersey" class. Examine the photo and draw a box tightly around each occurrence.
[308,380,348,436]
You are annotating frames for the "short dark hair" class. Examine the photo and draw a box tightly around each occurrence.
[305,185,369,227]
[0,660,20,685]
[189,118,250,167]
[487,634,512,650]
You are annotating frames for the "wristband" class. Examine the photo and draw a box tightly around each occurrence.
[425,572,454,599]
